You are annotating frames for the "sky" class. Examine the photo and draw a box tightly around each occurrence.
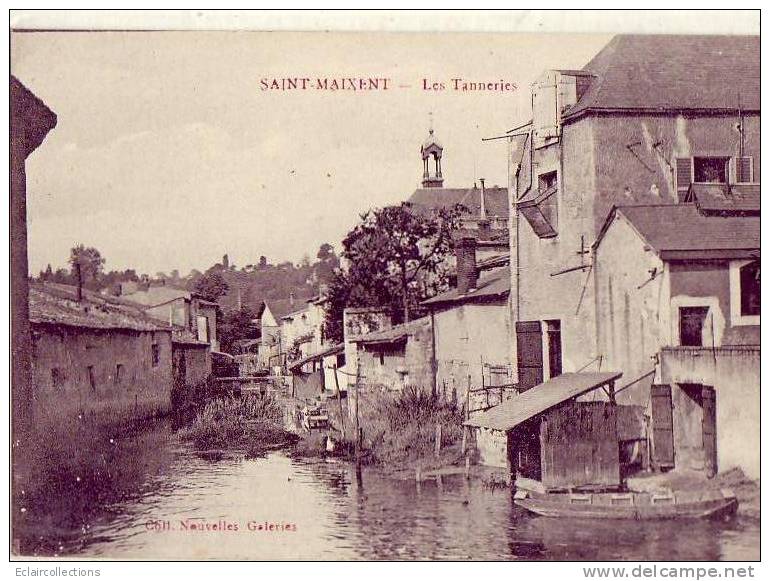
[12,30,611,276]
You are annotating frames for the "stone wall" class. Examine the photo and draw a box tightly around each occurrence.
[31,324,173,426]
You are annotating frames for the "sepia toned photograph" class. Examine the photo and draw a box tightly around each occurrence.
[9,10,760,564]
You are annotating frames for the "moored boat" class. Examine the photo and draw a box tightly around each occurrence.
[514,487,738,520]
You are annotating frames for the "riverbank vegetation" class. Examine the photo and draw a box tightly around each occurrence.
[178,394,298,456]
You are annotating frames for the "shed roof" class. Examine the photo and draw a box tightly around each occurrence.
[288,343,345,372]
[29,283,170,332]
[423,266,510,308]
[564,35,759,121]
[465,372,622,431]
[688,183,760,215]
[596,204,760,260]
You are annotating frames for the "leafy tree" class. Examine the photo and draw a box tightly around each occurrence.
[323,202,464,343]
[193,271,229,303]
[218,306,258,354]
[69,244,105,288]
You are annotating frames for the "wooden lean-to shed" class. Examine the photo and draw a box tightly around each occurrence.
[467,371,624,490]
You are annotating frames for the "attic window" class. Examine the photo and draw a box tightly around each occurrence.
[693,157,729,184]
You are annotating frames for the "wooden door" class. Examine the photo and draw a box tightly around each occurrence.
[650,384,675,470]
[516,321,543,391]
[702,385,717,477]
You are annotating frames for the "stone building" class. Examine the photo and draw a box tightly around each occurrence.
[122,284,220,352]
[29,283,175,427]
[351,317,435,393]
[423,237,512,410]
[593,200,760,478]
[508,34,759,389]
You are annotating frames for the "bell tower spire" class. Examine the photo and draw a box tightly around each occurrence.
[420,114,444,188]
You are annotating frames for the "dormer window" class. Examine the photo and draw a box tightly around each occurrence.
[693,157,729,184]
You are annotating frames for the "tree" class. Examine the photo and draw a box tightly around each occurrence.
[218,306,258,354]
[323,202,464,343]
[69,244,105,288]
[193,271,229,303]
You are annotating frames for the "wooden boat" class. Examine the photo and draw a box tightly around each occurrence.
[513,487,738,520]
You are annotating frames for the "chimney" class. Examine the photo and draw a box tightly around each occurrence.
[479,178,487,220]
[455,236,478,294]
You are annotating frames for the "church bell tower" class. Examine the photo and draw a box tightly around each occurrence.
[421,121,443,188]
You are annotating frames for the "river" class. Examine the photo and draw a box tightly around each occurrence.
[17,422,759,560]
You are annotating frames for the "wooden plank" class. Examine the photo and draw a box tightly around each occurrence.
[650,384,675,469]
[516,321,543,392]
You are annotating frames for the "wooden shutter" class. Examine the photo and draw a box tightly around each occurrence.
[516,321,543,391]
[702,385,717,478]
[735,156,753,183]
[650,384,675,470]
[675,158,693,201]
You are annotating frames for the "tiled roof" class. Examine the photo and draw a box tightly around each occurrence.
[466,372,623,431]
[408,186,509,218]
[564,35,759,120]
[688,183,760,215]
[598,204,760,260]
[423,266,510,307]
[29,283,170,332]
[121,285,192,307]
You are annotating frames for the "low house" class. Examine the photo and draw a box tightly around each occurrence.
[122,284,219,352]
[593,200,760,478]
[287,343,346,401]
[351,317,435,392]
[422,237,513,411]
[29,283,174,427]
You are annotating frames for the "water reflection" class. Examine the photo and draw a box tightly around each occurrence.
[17,424,759,560]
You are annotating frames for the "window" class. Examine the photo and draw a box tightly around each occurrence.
[739,261,760,317]
[51,368,63,390]
[693,157,729,184]
[538,171,558,192]
[115,364,124,385]
[87,365,97,391]
[679,306,710,347]
[151,343,160,367]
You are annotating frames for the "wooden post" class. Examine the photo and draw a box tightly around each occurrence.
[465,456,471,479]
[465,375,471,419]
[608,381,616,405]
[461,426,467,455]
[434,423,442,458]
[354,363,361,462]
[333,365,345,438]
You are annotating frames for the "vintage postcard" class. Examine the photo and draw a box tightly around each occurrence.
[8,9,761,567]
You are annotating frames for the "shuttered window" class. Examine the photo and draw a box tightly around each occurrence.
[735,156,754,183]
[675,158,693,199]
